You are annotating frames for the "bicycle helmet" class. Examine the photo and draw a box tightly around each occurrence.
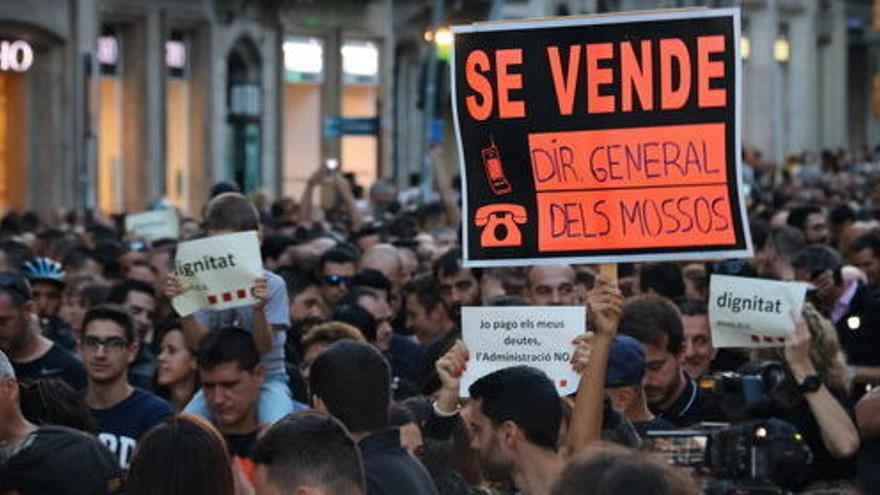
[22,257,66,286]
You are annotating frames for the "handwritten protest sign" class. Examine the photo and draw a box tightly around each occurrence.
[451,9,751,267]
[125,209,179,242]
[460,306,585,396]
[171,231,263,316]
[708,275,808,348]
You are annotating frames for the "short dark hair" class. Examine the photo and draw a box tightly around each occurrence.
[252,411,365,495]
[308,341,390,434]
[203,193,260,232]
[107,279,155,305]
[787,205,823,231]
[791,245,844,285]
[639,263,685,301]
[551,444,699,495]
[337,287,380,309]
[468,366,561,451]
[287,270,321,299]
[320,245,358,271]
[402,273,445,313]
[330,304,378,342]
[196,327,260,372]
[850,232,880,258]
[619,295,684,355]
[0,270,33,307]
[82,305,137,343]
[676,298,707,317]
[765,226,806,263]
[433,248,482,280]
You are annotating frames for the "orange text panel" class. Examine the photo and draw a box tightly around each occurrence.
[528,123,727,192]
[536,184,736,251]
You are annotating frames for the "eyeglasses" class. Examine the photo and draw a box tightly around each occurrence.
[0,271,33,301]
[323,274,353,286]
[82,336,129,352]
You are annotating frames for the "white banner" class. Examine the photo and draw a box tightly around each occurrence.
[460,306,585,397]
[171,231,263,316]
[708,275,808,348]
[125,209,179,242]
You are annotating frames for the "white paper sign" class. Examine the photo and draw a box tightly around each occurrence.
[460,306,585,397]
[171,231,263,316]
[125,209,179,242]
[708,275,808,348]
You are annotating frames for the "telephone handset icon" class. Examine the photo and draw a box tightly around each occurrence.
[475,204,527,248]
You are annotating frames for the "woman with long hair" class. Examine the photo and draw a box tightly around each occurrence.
[153,320,199,412]
[126,415,235,495]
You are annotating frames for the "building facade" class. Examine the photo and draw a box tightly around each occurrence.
[0,0,394,215]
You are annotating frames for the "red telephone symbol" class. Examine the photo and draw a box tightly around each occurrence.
[475,204,527,248]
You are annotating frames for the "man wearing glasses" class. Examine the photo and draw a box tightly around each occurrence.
[80,305,172,468]
[0,271,85,390]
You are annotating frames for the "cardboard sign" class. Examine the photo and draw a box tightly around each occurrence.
[452,9,751,267]
[460,306,585,397]
[708,275,808,348]
[125,209,179,242]
[171,231,263,316]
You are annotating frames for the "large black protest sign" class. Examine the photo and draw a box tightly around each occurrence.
[451,9,752,267]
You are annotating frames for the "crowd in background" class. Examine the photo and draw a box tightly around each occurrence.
[1,146,880,494]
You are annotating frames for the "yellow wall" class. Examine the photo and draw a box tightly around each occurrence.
[282,82,322,199]
[341,84,377,188]
[166,79,190,212]
[0,72,27,212]
[98,77,122,213]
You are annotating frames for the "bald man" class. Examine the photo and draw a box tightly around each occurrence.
[525,264,579,306]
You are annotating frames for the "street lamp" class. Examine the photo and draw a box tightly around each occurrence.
[741,35,750,60]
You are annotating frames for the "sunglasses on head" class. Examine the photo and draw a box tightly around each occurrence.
[323,274,353,286]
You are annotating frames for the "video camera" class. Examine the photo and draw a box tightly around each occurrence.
[645,418,813,494]
[698,360,788,421]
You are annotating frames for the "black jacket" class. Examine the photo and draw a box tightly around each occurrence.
[360,428,438,495]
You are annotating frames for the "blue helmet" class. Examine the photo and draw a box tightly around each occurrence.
[22,257,66,286]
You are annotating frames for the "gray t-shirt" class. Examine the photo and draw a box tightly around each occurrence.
[194,269,289,378]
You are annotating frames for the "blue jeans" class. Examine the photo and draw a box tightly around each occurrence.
[184,373,307,423]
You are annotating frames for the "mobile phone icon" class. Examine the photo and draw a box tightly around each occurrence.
[481,138,512,195]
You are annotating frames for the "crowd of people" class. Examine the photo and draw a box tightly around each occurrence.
[0,153,879,494]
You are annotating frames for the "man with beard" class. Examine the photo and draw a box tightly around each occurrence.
[285,271,328,364]
[618,295,726,427]
[433,248,481,323]
[0,271,85,390]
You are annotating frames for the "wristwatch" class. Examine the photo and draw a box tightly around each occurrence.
[796,374,822,394]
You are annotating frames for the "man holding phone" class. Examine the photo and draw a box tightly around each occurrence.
[792,245,880,400]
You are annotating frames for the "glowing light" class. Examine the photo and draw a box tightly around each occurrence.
[741,36,750,60]
[97,36,118,66]
[283,38,323,74]
[342,42,378,77]
[774,36,790,63]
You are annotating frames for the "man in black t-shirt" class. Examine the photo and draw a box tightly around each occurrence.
[0,271,85,390]
[619,295,726,427]
[197,327,265,461]
[81,305,172,468]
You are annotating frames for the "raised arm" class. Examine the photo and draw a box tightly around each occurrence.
[564,274,623,456]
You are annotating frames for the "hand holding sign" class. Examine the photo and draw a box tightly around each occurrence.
[436,340,470,414]
[784,308,817,379]
[586,275,623,338]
